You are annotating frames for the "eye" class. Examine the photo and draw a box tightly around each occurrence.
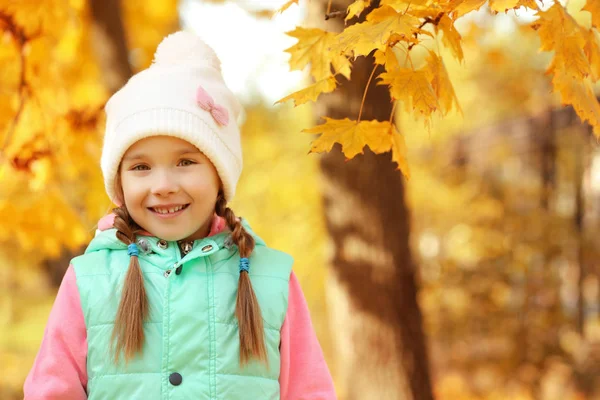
[131,164,150,171]
[179,159,197,167]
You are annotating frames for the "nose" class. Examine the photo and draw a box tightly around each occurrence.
[151,169,179,196]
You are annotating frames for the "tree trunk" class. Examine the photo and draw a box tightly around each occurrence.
[89,0,133,92]
[43,0,133,287]
[309,1,435,399]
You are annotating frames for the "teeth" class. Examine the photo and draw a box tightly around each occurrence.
[154,205,185,214]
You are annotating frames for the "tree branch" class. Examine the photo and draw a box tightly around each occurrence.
[325,10,346,20]
[408,12,444,51]
[0,12,33,153]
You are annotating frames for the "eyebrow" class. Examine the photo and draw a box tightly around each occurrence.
[123,148,201,161]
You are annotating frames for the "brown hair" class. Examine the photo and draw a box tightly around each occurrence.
[215,191,267,365]
[110,174,266,365]
[110,205,147,364]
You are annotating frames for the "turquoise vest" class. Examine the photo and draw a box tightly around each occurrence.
[71,220,293,400]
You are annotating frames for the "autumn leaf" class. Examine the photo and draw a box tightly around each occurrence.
[426,51,462,115]
[276,0,301,14]
[378,67,438,122]
[374,47,400,72]
[450,0,487,19]
[303,117,410,177]
[437,14,464,62]
[533,3,590,80]
[346,0,370,21]
[552,70,600,137]
[249,9,276,19]
[556,35,591,80]
[489,0,538,13]
[584,28,600,81]
[285,27,352,81]
[275,76,337,106]
[333,5,421,57]
[582,0,600,29]
[535,4,600,134]
[532,2,580,51]
[381,0,431,10]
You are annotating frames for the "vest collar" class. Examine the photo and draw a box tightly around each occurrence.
[87,216,265,260]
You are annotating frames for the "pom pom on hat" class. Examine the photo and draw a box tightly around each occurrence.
[152,31,221,71]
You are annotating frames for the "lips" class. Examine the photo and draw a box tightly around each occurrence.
[149,204,190,215]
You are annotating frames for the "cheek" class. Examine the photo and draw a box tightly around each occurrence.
[190,169,220,195]
[190,180,219,199]
[121,175,145,204]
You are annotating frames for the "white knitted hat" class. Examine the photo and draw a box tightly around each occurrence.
[101,31,243,204]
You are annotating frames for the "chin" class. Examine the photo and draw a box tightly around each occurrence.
[155,231,189,241]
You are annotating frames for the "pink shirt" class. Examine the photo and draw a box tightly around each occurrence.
[24,216,336,399]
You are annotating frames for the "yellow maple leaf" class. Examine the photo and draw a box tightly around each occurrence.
[382,0,431,10]
[374,47,400,71]
[437,14,464,62]
[276,0,301,14]
[556,34,591,80]
[378,67,438,121]
[450,0,487,18]
[346,0,370,21]
[333,5,421,57]
[285,27,352,81]
[584,28,600,81]
[489,0,538,13]
[583,0,600,29]
[303,117,410,177]
[276,76,337,106]
[552,70,600,137]
[532,2,581,51]
[533,3,590,80]
[426,51,462,115]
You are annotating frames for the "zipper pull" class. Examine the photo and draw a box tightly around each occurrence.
[164,269,172,278]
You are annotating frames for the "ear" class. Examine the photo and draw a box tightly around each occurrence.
[113,169,125,207]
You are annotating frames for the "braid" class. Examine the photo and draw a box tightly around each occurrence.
[215,193,255,257]
[110,206,148,365]
[215,192,267,365]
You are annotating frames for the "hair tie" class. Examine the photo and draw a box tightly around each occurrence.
[239,257,249,273]
[128,243,139,257]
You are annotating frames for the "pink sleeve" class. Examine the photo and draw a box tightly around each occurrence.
[24,264,88,399]
[279,271,337,399]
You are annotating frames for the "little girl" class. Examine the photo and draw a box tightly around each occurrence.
[24,31,336,400]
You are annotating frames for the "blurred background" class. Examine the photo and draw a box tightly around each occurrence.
[2,0,600,399]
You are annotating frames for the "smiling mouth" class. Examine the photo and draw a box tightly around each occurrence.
[149,204,190,215]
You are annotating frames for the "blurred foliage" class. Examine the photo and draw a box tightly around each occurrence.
[402,4,600,398]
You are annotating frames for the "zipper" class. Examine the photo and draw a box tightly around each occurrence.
[205,255,217,399]
[163,240,183,279]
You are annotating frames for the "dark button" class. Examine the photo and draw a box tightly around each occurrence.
[181,241,193,255]
[169,372,182,386]
[157,239,168,249]
[175,265,183,275]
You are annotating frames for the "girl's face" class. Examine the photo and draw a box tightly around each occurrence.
[119,135,221,241]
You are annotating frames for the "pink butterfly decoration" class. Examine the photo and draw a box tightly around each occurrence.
[196,86,229,127]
